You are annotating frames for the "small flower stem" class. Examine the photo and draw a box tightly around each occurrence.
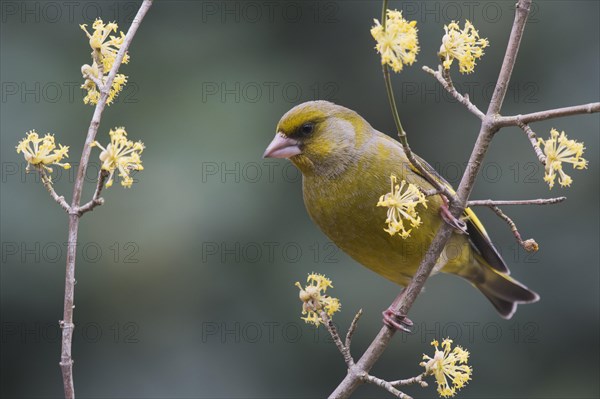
[380,24,456,202]
[381,0,388,25]
[517,122,547,164]
[422,65,485,120]
[365,375,413,399]
[77,170,108,215]
[482,205,538,252]
[40,171,71,213]
[83,70,103,89]
[390,373,428,388]
[58,2,153,398]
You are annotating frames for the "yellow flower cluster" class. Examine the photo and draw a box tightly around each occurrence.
[295,273,341,327]
[537,128,587,189]
[80,19,129,71]
[371,10,419,73]
[439,20,488,74]
[421,338,472,398]
[80,19,129,106]
[377,175,427,239]
[91,127,144,188]
[81,63,128,106]
[16,130,71,175]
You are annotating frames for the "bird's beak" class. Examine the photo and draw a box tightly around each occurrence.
[263,132,302,159]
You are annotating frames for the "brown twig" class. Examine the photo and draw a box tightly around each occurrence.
[496,102,600,127]
[39,171,71,213]
[321,311,355,368]
[517,122,547,164]
[344,309,363,351]
[390,374,428,388]
[76,170,108,215]
[319,310,421,399]
[467,197,565,207]
[422,65,485,120]
[329,1,534,397]
[59,2,153,398]
[486,205,538,252]
[365,375,413,399]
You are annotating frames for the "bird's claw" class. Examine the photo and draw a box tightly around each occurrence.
[382,308,413,333]
[440,195,467,234]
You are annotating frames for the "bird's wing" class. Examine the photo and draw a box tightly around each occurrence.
[409,153,509,274]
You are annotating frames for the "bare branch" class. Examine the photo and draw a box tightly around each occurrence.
[485,205,539,252]
[486,1,532,116]
[320,311,355,368]
[39,171,71,213]
[59,2,153,398]
[423,65,485,120]
[390,374,428,388]
[365,375,413,399]
[496,102,600,127]
[468,197,566,252]
[345,309,363,351]
[77,170,108,215]
[468,197,565,207]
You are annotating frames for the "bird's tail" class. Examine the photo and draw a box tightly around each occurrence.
[472,261,540,319]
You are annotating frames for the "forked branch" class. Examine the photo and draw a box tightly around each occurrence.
[59,2,153,398]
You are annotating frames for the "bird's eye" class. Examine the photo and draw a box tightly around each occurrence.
[299,123,315,136]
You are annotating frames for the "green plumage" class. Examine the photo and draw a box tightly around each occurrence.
[273,101,539,318]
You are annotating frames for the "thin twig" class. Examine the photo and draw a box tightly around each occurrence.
[59,2,153,398]
[321,311,354,368]
[421,188,442,197]
[329,1,534,397]
[77,170,108,215]
[82,70,103,88]
[344,309,363,351]
[517,122,547,164]
[496,102,600,127]
[422,65,485,120]
[365,375,413,399]
[39,171,71,213]
[487,205,538,252]
[390,373,428,388]
[380,1,456,204]
[383,64,456,202]
[468,197,565,206]
[321,309,427,398]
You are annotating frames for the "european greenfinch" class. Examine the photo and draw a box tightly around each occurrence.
[264,101,538,323]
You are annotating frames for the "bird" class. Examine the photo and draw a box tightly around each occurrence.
[263,100,539,329]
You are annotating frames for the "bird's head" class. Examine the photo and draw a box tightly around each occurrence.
[263,101,373,176]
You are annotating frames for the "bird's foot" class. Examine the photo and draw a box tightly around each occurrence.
[382,308,413,333]
[440,195,467,234]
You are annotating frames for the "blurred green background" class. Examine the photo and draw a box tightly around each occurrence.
[1,1,598,398]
